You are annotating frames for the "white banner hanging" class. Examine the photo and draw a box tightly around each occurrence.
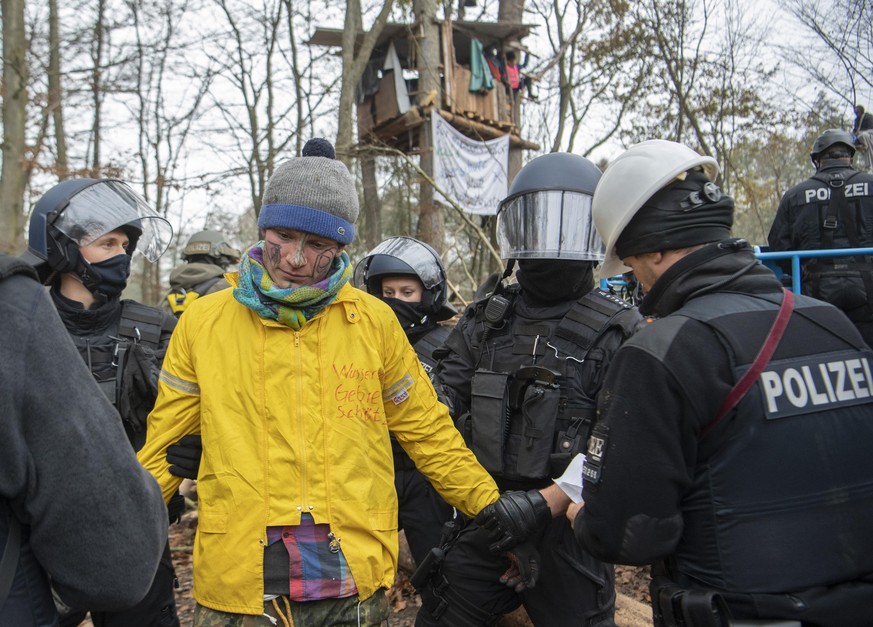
[432,114,509,215]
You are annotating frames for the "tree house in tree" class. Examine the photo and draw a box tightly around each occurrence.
[308,20,539,154]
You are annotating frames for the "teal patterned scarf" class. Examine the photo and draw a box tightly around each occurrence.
[234,241,352,330]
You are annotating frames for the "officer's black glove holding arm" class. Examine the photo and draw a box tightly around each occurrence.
[166,434,202,479]
[475,490,551,554]
[500,541,540,592]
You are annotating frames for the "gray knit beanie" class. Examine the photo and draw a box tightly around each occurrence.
[258,139,359,245]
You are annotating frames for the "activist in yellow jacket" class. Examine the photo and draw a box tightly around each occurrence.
[137,276,500,614]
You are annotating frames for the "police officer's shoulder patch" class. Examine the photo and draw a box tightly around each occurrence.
[582,423,609,486]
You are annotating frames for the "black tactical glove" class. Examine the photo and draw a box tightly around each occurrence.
[475,489,551,554]
[167,491,186,524]
[500,541,540,592]
[167,434,202,480]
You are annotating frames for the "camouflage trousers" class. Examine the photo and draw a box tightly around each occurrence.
[193,590,390,627]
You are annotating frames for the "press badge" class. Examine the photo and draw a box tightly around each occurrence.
[582,424,609,486]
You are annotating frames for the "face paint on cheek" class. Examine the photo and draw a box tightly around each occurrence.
[312,249,338,280]
[266,242,282,266]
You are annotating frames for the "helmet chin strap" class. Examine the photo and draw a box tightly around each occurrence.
[502,258,516,278]
[501,258,516,283]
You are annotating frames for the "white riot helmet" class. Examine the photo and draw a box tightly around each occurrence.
[592,140,720,279]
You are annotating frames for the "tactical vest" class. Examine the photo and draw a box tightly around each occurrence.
[804,170,873,321]
[672,291,873,593]
[68,301,164,406]
[412,324,452,375]
[67,301,166,452]
[461,287,640,485]
[165,276,223,317]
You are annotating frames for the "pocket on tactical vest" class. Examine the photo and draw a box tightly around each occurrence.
[514,384,560,479]
[470,370,510,474]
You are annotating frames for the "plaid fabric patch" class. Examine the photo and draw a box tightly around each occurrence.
[266,514,357,601]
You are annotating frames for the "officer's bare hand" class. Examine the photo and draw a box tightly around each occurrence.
[475,490,551,553]
[565,500,584,528]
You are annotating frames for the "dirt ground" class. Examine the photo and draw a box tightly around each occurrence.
[164,510,654,627]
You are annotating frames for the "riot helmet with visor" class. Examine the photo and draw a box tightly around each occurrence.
[355,236,455,321]
[22,178,173,292]
[496,152,604,261]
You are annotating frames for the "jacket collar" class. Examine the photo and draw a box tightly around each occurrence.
[640,239,782,318]
[50,284,122,335]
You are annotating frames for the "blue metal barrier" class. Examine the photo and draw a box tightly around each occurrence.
[753,246,873,294]
[598,246,873,296]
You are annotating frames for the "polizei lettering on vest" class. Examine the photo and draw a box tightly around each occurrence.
[758,350,873,418]
[804,182,871,203]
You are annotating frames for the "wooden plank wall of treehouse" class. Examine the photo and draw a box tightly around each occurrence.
[447,65,513,129]
[353,20,537,153]
[440,20,515,133]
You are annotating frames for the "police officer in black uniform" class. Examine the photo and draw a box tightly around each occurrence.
[414,153,643,627]
[355,236,458,566]
[22,179,182,627]
[163,229,241,317]
[573,139,873,625]
[768,128,873,347]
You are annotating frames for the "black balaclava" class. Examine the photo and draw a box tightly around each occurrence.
[615,170,734,260]
[86,253,131,299]
[516,259,595,306]
[383,297,435,339]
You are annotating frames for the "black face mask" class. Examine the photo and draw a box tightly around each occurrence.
[383,298,434,336]
[85,253,131,298]
[516,259,595,305]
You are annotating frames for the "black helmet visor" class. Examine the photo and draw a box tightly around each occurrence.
[497,190,604,261]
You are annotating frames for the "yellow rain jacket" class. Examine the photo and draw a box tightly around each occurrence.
[137,276,499,614]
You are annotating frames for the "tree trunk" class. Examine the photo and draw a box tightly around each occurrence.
[361,151,381,250]
[335,0,394,251]
[499,0,525,181]
[413,0,444,252]
[48,0,68,179]
[90,0,106,172]
[0,0,29,254]
[336,0,395,167]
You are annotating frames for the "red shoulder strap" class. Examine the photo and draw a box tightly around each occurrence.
[700,289,795,439]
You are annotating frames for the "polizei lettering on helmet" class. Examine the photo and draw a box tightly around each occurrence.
[804,182,870,203]
[759,350,873,419]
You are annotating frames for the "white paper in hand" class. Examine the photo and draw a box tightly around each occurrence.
[553,453,586,503]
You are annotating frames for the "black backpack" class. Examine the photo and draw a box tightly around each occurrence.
[804,171,873,322]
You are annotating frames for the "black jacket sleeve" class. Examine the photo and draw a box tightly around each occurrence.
[0,274,168,610]
[433,306,480,418]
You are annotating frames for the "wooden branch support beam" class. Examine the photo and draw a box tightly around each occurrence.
[438,109,540,150]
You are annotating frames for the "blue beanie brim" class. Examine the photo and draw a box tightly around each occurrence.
[258,203,355,245]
